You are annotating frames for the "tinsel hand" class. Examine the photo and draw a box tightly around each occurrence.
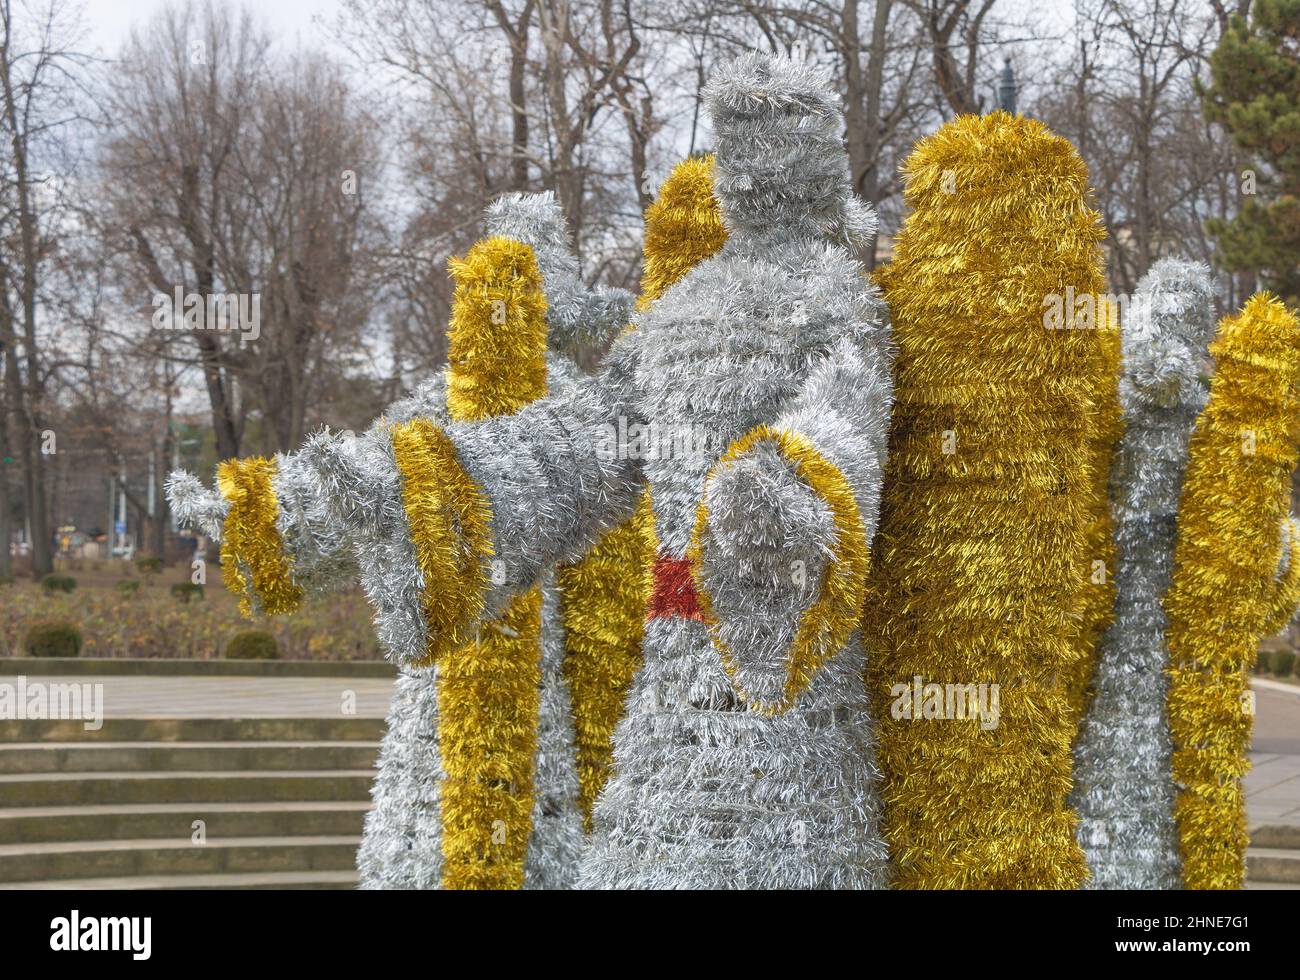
[165,469,227,541]
[690,420,871,715]
[692,436,836,710]
[165,444,359,618]
[486,191,634,354]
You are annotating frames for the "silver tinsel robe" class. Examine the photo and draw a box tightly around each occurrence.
[1070,257,1217,889]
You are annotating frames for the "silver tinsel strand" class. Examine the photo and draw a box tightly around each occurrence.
[1071,257,1217,889]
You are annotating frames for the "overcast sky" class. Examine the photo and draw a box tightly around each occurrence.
[80,0,346,59]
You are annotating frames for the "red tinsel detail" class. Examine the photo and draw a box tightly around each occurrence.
[647,553,705,621]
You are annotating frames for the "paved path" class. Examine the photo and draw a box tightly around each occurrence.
[1247,681,1300,827]
[0,674,396,718]
[1252,681,1300,754]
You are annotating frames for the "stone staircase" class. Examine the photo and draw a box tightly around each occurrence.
[1247,825,1300,890]
[0,704,1294,890]
[0,717,380,889]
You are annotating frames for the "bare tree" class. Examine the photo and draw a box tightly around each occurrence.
[100,1,385,458]
[0,0,93,576]
[1032,0,1231,297]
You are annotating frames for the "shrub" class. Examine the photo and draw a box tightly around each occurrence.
[170,582,204,603]
[1270,649,1297,678]
[1256,648,1272,674]
[225,630,279,660]
[25,622,83,658]
[0,575,13,587]
[40,574,76,594]
[135,557,163,575]
[116,579,141,597]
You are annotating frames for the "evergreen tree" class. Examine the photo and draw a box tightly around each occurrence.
[1200,0,1300,306]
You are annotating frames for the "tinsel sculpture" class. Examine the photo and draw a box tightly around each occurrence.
[1164,292,1300,890]
[866,111,1107,889]
[168,201,611,888]
[1070,258,1217,889]
[585,53,892,887]
[344,230,591,890]
[304,52,895,888]
[557,153,727,827]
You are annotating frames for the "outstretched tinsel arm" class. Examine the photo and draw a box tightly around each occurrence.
[165,470,227,542]
[1165,293,1300,890]
[306,264,644,668]
[430,327,648,607]
[165,443,361,618]
[164,370,451,620]
[688,249,894,715]
[485,190,634,356]
[1071,257,1217,890]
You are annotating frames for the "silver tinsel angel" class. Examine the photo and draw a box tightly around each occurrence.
[350,196,631,891]
[311,51,895,889]
[1070,258,1216,889]
[167,194,633,890]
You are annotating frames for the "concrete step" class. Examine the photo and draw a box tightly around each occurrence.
[1250,824,1300,850]
[0,869,360,890]
[0,770,376,807]
[0,834,361,883]
[1246,847,1300,885]
[0,717,386,744]
[1245,879,1300,889]
[0,741,380,774]
[0,801,370,844]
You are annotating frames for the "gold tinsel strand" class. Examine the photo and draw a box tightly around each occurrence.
[690,426,869,716]
[216,456,304,618]
[390,418,494,667]
[437,588,544,889]
[636,154,727,310]
[446,236,549,421]
[558,490,656,829]
[559,154,726,827]
[865,111,1105,889]
[432,236,549,889]
[1165,293,1300,890]
[1069,301,1123,732]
